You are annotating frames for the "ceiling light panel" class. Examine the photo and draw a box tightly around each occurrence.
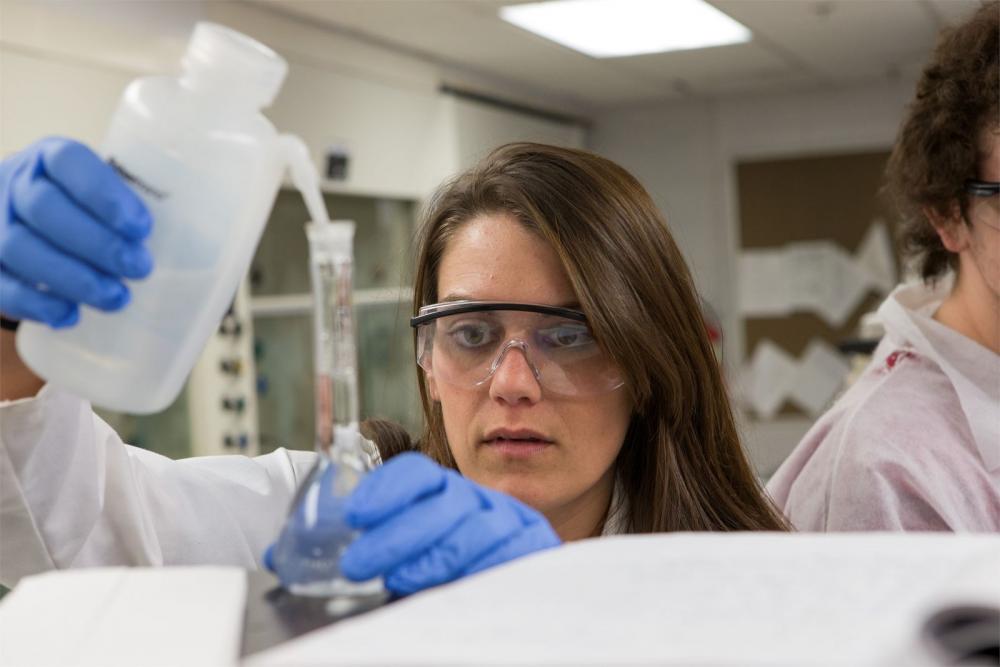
[500,0,752,58]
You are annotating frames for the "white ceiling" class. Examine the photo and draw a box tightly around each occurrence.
[254,0,985,110]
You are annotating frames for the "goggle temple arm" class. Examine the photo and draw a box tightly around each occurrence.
[965,179,1000,197]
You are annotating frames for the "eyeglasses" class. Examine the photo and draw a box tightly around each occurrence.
[965,180,1000,197]
[410,300,625,397]
[964,180,1000,230]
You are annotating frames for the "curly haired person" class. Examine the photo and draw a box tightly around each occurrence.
[769,2,1000,531]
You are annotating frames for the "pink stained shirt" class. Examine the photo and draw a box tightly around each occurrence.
[767,281,1000,532]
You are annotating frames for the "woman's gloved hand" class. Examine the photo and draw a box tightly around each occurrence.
[265,452,561,596]
[342,452,562,595]
[0,137,153,327]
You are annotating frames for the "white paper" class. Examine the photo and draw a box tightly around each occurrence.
[244,533,1000,667]
[785,240,840,311]
[822,245,871,327]
[855,220,898,295]
[743,340,798,419]
[0,567,246,667]
[739,250,792,317]
[789,339,851,416]
[785,241,870,328]
[738,222,899,326]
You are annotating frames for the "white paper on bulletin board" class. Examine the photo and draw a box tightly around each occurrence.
[738,251,792,318]
[738,221,897,327]
[855,220,897,294]
[789,339,851,416]
[741,338,851,419]
[742,340,798,420]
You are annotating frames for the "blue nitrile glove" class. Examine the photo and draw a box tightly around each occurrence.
[0,137,153,327]
[342,452,561,595]
[263,452,561,596]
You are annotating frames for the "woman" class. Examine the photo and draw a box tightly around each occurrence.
[768,2,999,531]
[0,140,786,596]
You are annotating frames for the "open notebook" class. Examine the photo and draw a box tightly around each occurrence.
[245,533,1000,666]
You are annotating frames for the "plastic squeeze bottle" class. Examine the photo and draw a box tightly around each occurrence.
[17,22,317,414]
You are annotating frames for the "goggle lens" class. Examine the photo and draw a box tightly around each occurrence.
[412,303,624,397]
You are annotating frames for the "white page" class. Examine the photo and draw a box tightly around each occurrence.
[785,241,869,328]
[739,251,792,317]
[855,220,898,295]
[743,340,797,419]
[821,246,871,327]
[789,339,850,416]
[245,533,1000,667]
[785,240,839,312]
[0,566,246,667]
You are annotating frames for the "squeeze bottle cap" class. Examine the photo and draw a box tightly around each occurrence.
[182,22,288,107]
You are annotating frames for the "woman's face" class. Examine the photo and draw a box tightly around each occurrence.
[425,213,631,538]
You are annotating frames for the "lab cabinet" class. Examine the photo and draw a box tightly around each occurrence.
[250,188,421,455]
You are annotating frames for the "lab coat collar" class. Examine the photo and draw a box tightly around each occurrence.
[877,279,1000,471]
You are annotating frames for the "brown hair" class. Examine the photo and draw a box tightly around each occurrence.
[404,142,787,533]
[886,1,999,282]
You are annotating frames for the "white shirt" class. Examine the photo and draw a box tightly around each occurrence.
[767,280,1000,531]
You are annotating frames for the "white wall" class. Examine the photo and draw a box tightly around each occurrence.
[590,78,917,475]
[452,97,586,168]
[0,1,584,199]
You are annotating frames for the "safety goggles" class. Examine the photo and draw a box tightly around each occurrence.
[410,300,625,397]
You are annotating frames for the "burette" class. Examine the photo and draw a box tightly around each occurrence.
[269,151,382,598]
[307,219,381,476]
[291,144,380,472]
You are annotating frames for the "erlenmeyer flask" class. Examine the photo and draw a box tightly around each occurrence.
[271,220,385,599]
[271,426,383,596]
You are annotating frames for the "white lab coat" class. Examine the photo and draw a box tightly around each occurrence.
[767,280,1000,531]
[0,385,316,587]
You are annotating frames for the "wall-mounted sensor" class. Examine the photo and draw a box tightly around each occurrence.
[325,144,349,181]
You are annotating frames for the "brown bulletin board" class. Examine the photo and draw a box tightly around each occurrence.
[737,150,899,417]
